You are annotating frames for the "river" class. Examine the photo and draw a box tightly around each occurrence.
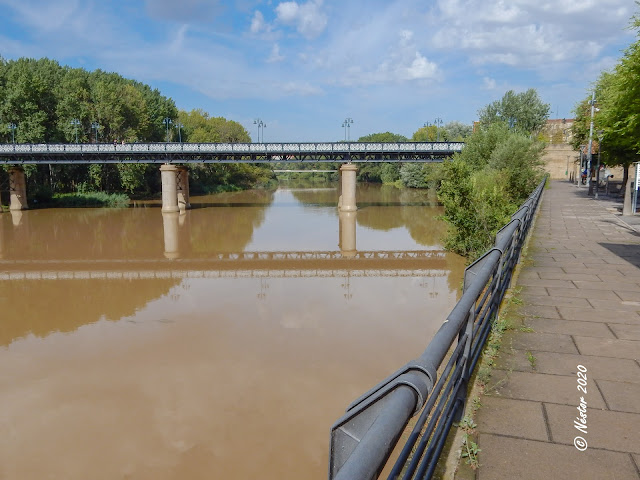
[0,183,465,480]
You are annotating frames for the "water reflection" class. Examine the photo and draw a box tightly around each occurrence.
[0,184,466,480]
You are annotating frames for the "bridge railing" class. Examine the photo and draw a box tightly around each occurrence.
[0,141,464,155]
[328,177,546,480]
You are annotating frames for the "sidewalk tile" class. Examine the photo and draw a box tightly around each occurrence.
[475,397,548,441]
[509,332,578,354]
[524,295,591,308]
[545,403,640,454]
[557,306,640,324]
[488,371,606,409]
[519,304,561,319]
[573,336,640,360]
[596,380,640,414]
[518,278,577,288]
[476,434,639,480]
[609,323,640,340]
[574,280,640,292]
[500,351,640,383]
[525,318,615,338]
[538,272,602,282]
[545,287,621,301]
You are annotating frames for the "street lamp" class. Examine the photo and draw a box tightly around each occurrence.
[253,119,267,143]
[434,117,443,141]
[174,122,184,143]
[342,118,353,142]
[91,122,100,143]
[163,117,173,142]
[423,122,431,141]
[8,123,17,144]
[70,119,81,143]
[595,130,604,199]
[586,91,596,193]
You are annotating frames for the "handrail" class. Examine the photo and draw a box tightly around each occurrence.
[0,141,465,155]
[329,177,547,480]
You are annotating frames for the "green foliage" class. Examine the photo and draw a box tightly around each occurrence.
[49,192,130,208]
[380,163,400,184]
[572,7,640,178]
[438,118,545,259]
[357,132,409,142]
[478,88,550,134]
[0,56,273,195]
[0,57,176,144]
[355,133,409,183]
[439,164,516,257]
[400,163,429,188]
[412,121,472,141]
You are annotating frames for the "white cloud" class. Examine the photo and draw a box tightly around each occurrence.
[267,43,285,63]
[275,0,327,39]
[430,0,633,70]
[404,52,438,80]
[250,11,266,34]
[483,77,497,90]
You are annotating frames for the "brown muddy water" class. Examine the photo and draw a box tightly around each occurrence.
[0,183,465,480]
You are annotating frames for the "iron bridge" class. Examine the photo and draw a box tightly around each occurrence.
[0,142,464,164]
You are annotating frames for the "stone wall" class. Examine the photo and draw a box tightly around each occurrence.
[543,144,578,179]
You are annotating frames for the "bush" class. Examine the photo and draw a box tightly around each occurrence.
[51,192,130,208]
[400,163,428,188]
[437,123,546,260]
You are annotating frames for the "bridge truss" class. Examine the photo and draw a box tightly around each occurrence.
[0,142,463,164]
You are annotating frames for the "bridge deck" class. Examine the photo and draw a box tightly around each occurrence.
[0,142,463,164]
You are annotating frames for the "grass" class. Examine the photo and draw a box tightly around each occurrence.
[526,351,537,370]
[457,416,481,470]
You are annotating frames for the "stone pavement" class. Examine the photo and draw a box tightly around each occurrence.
[472,180,640,480]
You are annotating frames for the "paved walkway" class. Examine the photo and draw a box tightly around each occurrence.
[472,180,640,479]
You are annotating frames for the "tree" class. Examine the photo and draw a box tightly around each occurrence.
[572,7,640,194]
[438,120,546,259]
[355,132,409,183]
[357,132,409,142]
[478,89,550,135]
[443,121,473,141]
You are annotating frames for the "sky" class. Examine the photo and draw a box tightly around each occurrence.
[0,0,637,142]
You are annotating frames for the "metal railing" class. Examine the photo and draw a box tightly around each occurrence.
[329,177,546,480]
[0,142,463,164]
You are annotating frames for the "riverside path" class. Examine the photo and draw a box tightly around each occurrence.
[466,180,640,479]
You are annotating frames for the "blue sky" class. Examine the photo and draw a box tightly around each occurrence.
[0,0,636,142]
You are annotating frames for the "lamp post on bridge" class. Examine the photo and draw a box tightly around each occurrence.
[423,122,431,141]
[434,117,443,141]
[342,118,353,142]
[175,122,184,143]
[8,123,17,144]
[253,118,266,143]
[70,119,81,143]
[91,122,100,143]
[163,117,173,142]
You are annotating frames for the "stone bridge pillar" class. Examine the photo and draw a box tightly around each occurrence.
[176,166,191,212]
[160,164,180,213]
[339,163,357,212]
[9,167,28,211]
[339,211,357,257]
